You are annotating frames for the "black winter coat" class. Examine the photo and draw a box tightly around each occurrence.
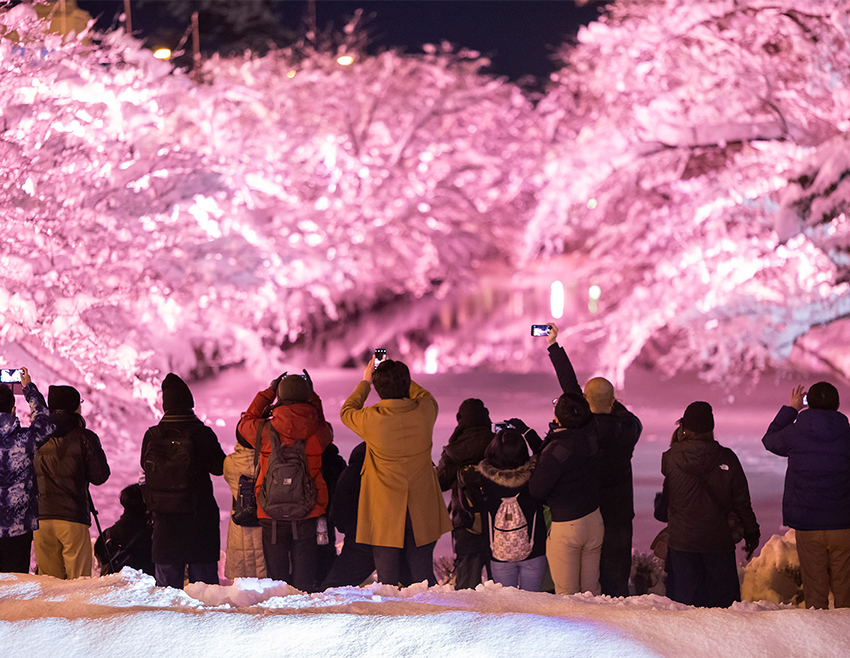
[331,442,366,538]
[661,437,759,553]
[36,412,110,525]
[478,457,546,562]
[548,343,642,522]
[141,412,225,564]
[437,424,493,554]
[528,423,600,522]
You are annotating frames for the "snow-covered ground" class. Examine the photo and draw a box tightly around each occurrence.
[1,564,848,658]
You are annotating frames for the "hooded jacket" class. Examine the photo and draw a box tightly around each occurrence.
[36,410,110,526]
[0,383,54,538]
[763,405,850,530]
[237,388,333,520]
[478,457,546,561]
[662,436,758,553]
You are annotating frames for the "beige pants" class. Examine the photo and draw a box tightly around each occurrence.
[34,519,93,579]
[796,528,850,609]
[547,508,604,596]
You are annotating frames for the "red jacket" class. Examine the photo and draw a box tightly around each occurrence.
[238,388,333,520]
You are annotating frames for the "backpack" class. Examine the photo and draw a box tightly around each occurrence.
[255,420,317,521]
[452,464,483,533]
[489,494,535,562]
[141,425,197,514]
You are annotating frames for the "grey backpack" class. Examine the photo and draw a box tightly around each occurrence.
[254,421,317,521]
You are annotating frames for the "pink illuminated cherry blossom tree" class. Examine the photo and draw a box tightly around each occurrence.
[526,0,850,385]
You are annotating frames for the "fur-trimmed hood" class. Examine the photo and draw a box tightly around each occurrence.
[478,456,536,489]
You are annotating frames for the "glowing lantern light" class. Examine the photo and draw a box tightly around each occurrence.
[589,285,601,300]
[153,48,172,60]
[287,70,296,78]
[550,281,565,319]
[587,198,598,210]
[337,55,354,66]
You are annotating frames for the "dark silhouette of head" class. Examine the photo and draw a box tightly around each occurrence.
[372,359,411,400]
[808,382,840,410]
[554,392,592,429]
[485,428,529,470]
[0,384,14,414]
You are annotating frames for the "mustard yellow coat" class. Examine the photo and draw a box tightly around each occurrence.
[340,380,452,548]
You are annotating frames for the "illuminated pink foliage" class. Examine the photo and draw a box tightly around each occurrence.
[526,0,850,385]
[2,0,850,437]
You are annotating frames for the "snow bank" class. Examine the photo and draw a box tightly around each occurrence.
[1,569,849,658]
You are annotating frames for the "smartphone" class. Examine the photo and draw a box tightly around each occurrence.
[803,394,808,407]
[494,421,515,433]
[0,368,22,384]
[374,349,387,369]
[531,324,552,337]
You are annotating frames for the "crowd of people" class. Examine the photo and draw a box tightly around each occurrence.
[1,323,849,610]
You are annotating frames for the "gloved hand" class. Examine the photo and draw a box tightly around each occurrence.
[744,532,760,560]
[269,372,287,393]
[508,417,529,433]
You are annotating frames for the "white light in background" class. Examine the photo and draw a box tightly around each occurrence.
[424,345,439,374]
[589,284,601,314]
[550,281,565,319]
[587,198,598,209]
[153,48,172,60]
[337,55,354,66]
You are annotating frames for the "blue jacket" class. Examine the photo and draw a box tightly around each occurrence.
[0,383,54,538]
[763,405,850,531]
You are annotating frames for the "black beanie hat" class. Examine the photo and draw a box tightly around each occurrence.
[162,373,194,412]
[0,384,14,414]
[807,382,840,410]
[277,375,311,403]
[682,401,714,433]
[456,398,491,429]
[48,385,81,413]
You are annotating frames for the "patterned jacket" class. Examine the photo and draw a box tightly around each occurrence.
[0,383,54,538]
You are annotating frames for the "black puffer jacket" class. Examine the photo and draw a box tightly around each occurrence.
[141,412,225,564]
[528,423,599,522]
[36,411,110,525]
[662,436,759,553]
[478,457,546,562]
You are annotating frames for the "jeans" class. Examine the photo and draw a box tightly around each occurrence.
[490,555,548,591]
[155,562,218,589]
[261,518,318,592]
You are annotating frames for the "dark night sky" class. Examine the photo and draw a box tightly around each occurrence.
[75,1,606,81]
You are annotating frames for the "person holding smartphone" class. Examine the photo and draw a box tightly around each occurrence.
[340,354,451,586]
[0,368,55,573]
